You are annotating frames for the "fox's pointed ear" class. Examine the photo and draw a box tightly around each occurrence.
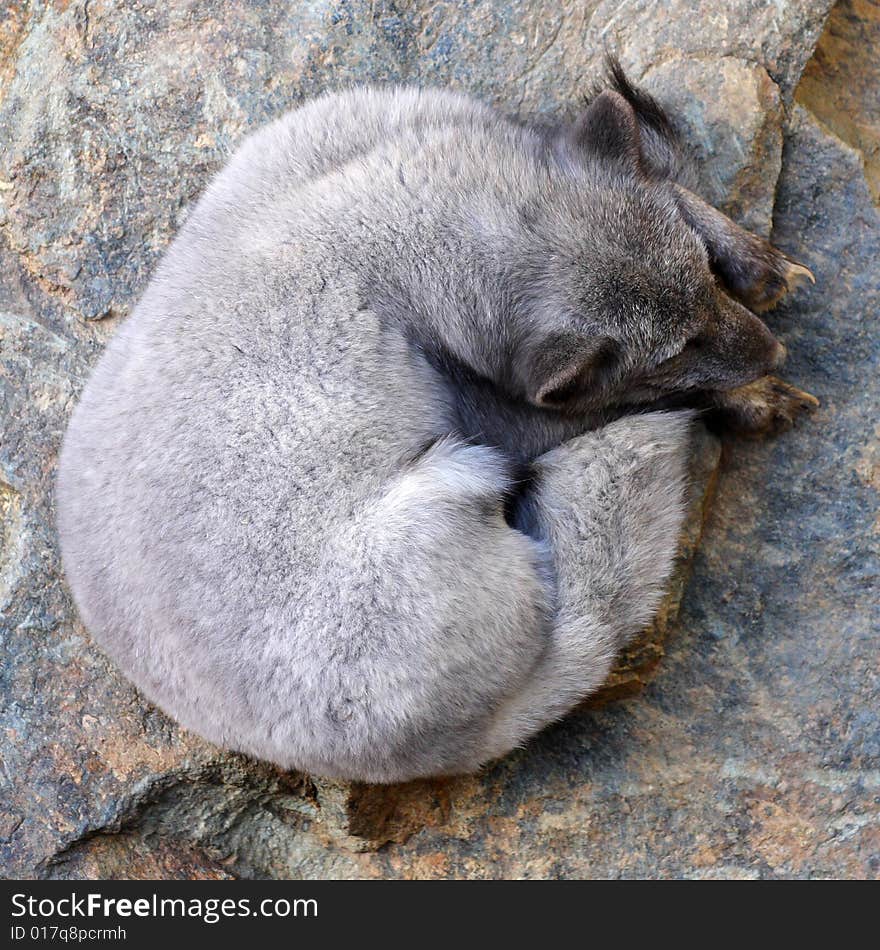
[567,90,641,171]
[528,333,621,410]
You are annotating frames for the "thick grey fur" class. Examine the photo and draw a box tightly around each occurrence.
[57,77,795,782]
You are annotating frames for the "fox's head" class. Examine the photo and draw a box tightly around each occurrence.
[500,63,811,414]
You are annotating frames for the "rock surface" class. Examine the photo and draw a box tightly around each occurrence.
[2,1,877,879]
[796,0,880,203]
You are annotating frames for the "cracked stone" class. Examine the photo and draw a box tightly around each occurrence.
[1,0,876,879]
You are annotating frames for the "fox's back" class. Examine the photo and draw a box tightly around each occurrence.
[56,89,503,728]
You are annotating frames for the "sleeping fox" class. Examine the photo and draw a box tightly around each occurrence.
[57,64,816,782]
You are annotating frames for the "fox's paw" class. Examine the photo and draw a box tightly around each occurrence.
[747,255,816,313]
[711,376,819,437]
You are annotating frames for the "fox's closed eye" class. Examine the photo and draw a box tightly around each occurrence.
[683,334,708,352]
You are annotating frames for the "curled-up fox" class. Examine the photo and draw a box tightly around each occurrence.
[57,63,816,782]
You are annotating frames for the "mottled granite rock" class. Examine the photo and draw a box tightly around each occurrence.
[584,0,835,102]
[3,0,876,880]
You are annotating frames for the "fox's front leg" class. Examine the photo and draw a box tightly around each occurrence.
[674,185,814,313]
[706,376,819,437]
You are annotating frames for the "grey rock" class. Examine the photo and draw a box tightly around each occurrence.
[2,0,875,879]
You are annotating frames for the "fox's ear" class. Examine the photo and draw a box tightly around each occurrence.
[566,90,641,171]
[528,333,621,410]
